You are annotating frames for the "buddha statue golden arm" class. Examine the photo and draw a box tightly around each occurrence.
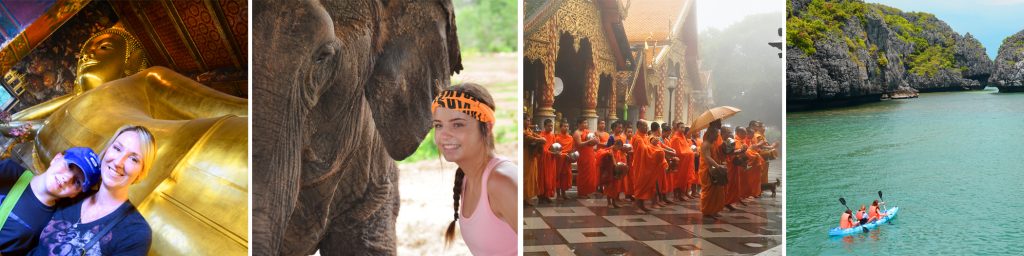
[0,94,72,137]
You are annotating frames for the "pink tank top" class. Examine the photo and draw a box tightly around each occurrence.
[459,157,518,255]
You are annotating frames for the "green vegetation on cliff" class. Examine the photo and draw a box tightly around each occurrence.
[787,0,864,55]
[787,0,958,78]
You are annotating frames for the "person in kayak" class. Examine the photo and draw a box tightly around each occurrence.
[868,200,888,222]
[840,210,860,229]
[856,205,868,224]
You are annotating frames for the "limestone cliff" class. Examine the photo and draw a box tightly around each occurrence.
[786,0,993,110]
[989,30,1024,92]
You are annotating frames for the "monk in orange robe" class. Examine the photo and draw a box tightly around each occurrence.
[574,119,599,198]
[623,125,636,200]
[722,127,747,206]
[596,120,611,150]
[598,138,627,208]
[691,132,704,199]
[657,122,675,206]
[631,121,667,212]
[555,121,576,200]
[523,116,547,206]
[669,122,696,202]
[699,120,731,217]
[750,121,778,189]
[538,119,557,203]
[742,126,766,198]
[594,120,612,195]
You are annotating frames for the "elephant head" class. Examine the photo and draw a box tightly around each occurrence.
[253,0,461,254]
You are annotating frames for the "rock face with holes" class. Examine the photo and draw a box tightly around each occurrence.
[989,29,1024,92]
[786,0,993,110]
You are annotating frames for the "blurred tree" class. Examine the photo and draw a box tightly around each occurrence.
[700,12,784,128]
[455,0,517,54]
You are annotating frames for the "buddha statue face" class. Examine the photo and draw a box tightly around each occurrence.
[75,27,148,93]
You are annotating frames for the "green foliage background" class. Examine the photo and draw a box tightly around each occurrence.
[786,0,958,78]
[454,0,518,54]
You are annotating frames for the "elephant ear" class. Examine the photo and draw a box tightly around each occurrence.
[440,0,463,74]
[363,0,462,160]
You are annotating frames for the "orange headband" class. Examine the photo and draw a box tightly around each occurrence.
[431,90,495,123]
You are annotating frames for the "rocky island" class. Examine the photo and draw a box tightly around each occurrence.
[786,0,993,110]
[990,30,1024,92]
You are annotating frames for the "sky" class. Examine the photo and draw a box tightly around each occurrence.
[867,0,1024,60]
[696,0,785,33]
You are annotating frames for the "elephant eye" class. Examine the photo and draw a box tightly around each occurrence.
[314,44,336,64]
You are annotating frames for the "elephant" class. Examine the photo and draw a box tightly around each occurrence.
[253,0,462,255]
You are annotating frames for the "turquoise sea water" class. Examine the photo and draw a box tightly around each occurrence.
[787,87,1024,255]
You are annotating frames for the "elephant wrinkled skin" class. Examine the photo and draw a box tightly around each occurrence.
[253,0,462,255]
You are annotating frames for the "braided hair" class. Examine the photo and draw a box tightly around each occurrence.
[440,83,496,246]
[444,168,466,246]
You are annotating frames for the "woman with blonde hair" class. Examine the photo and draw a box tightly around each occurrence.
[432,83,517,255]
[29,125,156,255]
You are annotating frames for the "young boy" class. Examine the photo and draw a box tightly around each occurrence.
[0,147,101,255]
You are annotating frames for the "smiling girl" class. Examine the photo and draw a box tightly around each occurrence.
[432,83,517,255]
[29,125,156,255]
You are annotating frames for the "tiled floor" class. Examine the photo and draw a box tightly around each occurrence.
[524,164,783,255]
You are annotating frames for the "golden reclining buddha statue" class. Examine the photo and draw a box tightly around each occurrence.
[1,24,249,254]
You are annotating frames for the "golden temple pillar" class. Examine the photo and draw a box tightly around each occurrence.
[582,60,599,129]
[673,77,685,125]
[653,71,665,123]
[534,22,559,125]
[607,75,618,124]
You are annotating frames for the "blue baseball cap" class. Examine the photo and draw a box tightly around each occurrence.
[63,147,101,193]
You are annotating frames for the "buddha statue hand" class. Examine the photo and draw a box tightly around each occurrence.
[0,120,40,139]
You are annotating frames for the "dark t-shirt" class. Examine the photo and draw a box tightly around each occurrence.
[0,159,55,255]
[28,199,150,256]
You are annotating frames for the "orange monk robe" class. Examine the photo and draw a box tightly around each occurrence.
[651,137,673,194]
[692,138,703,185]
[669,134,695,191]
[743,137,766,198]
[523,129,546,200]
[594,131,611,192]
[617,134,634,196]
[699,136,728,215]
[628,134,644,197]
[576,129,599,196]
[726,136,745,204]
[754,132,771,184]
[555,133,575,190]
[596,131,611,151]
[597,147,627,199]
[631,133,667,200]
[539,131,557,198]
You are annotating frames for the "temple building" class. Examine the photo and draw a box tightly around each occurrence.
[524,0,711,129]
[0,0,247,254]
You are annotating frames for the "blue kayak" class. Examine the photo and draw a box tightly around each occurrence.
[828,207,899,236]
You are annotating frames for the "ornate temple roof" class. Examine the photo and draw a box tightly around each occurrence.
[622,0,693,44]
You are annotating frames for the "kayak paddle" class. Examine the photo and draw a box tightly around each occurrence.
[878,190,892,224]
[839,197,851,211]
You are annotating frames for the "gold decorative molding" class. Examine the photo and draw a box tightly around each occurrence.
[524,0,617,77]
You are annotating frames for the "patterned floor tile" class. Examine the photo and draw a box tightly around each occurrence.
[568,241,661,256]
[524,217,550,230]
[704,236,781,255]
[535,206,596,217]
[557,227,634,244]
[678,224,759,238]
[603,214,671,227]
[643,238,733,256]
[619,225,697,241]
[523,244,575,256]
[544,216,615,229]
[524,228,568,246]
